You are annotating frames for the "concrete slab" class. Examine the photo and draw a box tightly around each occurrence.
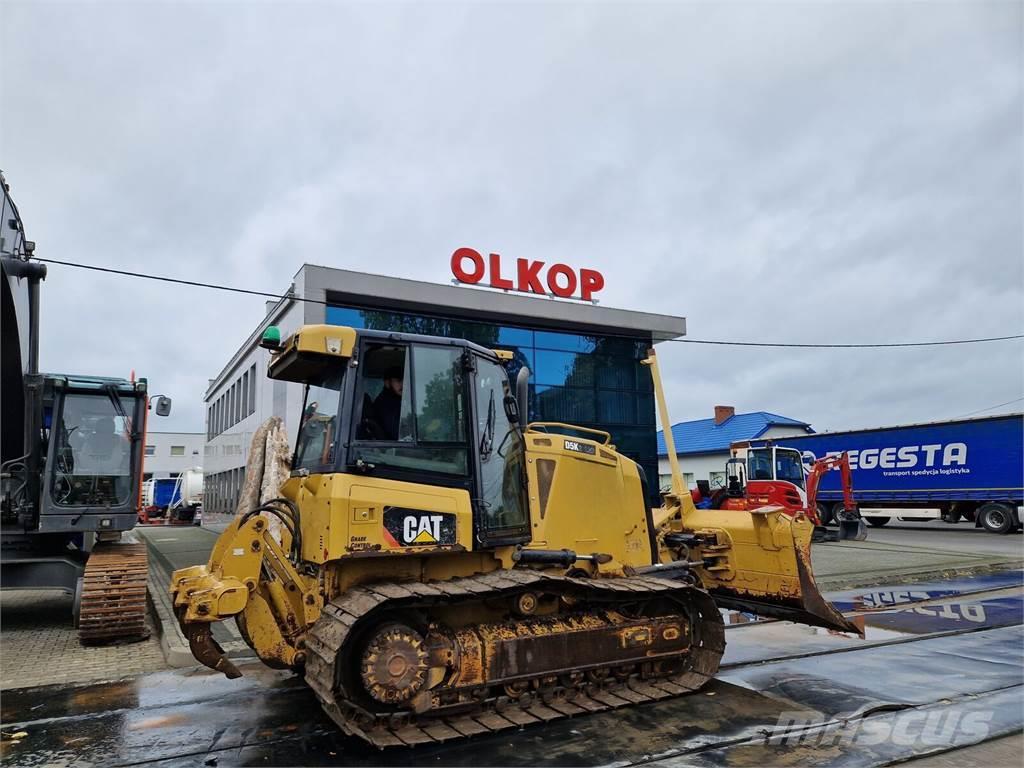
[810,536,1021,590]
[137,525,251,668]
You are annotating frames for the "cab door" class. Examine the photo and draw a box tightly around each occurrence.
[469,355,530,547]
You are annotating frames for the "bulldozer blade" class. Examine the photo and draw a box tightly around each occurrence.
[706,541,860,635]
[181,617,243,679]
[682,506,862,635]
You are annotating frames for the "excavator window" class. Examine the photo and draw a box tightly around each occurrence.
[748,449,773,481]
[774,449,805,488]
[350,344,469,477]
[50,393,133,506]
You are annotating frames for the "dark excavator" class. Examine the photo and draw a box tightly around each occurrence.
[1,172,171,642]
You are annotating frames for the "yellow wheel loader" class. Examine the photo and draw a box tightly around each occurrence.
[171,324,856,747]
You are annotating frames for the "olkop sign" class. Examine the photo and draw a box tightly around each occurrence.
[450,247,605,302]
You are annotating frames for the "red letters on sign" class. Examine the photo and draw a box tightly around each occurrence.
[579,269,604,302]
[488,252,513,290]
[451,248,604,302]
[516,258,545,294]
[451,248,485,284]
[546,263,577,298]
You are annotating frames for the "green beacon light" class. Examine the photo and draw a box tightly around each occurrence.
[260,325,283,351]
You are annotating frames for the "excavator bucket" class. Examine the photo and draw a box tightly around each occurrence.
[836,513,869,541]
[683,504,860,634]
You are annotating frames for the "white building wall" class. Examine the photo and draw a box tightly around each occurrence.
[202,295,307,524]
[144,432,204,478]
[658,453,728,491]
[760,425,814,441]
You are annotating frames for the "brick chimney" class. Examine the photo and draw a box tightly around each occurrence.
[714,405,735,425]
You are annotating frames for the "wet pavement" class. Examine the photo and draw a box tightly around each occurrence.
[2,571,1021,767]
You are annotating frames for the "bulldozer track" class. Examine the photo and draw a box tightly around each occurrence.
[305,570,725,748]
[78,543,150,644]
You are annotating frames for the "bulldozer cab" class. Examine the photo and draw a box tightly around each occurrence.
[266,325,530,548]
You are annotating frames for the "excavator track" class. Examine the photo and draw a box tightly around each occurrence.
[305,570,725,748]
[78,543,149,644]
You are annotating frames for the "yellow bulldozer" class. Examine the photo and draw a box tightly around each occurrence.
[171,324,856,747]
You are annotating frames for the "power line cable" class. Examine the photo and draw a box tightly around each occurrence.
[954,396,1024,419]
[29,256,1024,349]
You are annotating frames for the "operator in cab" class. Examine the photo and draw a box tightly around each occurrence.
[371,367,404,441]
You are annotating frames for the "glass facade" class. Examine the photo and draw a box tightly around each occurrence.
[325,304,658,504]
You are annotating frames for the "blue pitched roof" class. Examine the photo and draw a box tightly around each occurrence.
[657,412,811,456]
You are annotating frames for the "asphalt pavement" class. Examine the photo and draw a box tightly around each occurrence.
[2,520,1021,766]
[3,570,1021,767]
[853,519,1024,557]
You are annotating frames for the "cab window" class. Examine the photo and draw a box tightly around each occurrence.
[51,393,134,506]
[475,357,527,535]
[352,344,468,476]
[748,449,773,480]
[355,345,413,441]
[294,370,344,472]
[775,450,805,488]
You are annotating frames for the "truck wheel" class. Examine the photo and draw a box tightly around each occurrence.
[978,502,1017,535]
[817,503,833,526]
[865,516,890,527]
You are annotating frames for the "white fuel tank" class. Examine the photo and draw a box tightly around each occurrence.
[177,467,204,507]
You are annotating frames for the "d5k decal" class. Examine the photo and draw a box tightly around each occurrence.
[383,507,457,547]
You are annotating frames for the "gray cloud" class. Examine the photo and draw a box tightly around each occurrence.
[2,1,1020,435]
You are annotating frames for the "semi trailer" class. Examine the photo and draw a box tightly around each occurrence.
[745,414,1023,534]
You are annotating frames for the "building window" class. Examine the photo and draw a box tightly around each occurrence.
[144,445,155,456]
[658,472,695,491]
[248,363,257,415]
[170,445,186,456]
[241,371,249,419]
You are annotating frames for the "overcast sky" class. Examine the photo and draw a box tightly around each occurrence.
[3,1,1021,437]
